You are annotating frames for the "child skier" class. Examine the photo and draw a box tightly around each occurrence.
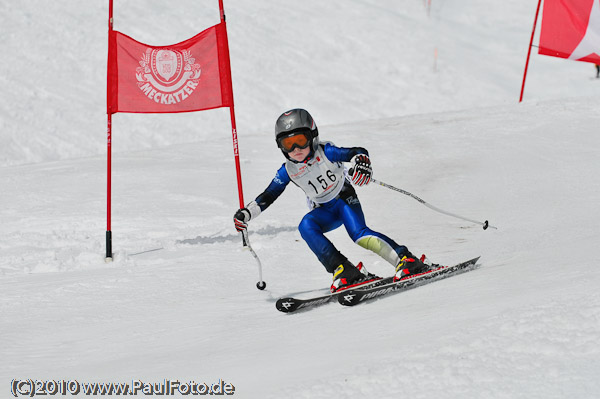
[234,109,428,292]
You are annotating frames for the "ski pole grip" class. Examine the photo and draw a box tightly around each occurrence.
[241,229,249,247]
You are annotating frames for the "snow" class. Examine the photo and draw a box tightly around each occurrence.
[1,0,600,398]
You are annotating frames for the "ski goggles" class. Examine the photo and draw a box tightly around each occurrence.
[277,131,311,153]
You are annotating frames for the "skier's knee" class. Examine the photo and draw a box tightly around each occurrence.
[298,215,318,240]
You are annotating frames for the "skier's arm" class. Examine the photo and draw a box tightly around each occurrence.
[253,164,291,212]
[322,142,369,163]
[234,165,290,232]
[323,143,372,186]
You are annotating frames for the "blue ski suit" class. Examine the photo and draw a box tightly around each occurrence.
[250,143,410,273]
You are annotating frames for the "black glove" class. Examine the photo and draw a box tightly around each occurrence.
[350,154,372,186]
[234,208,251,232]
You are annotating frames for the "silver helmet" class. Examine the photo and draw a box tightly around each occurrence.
[274,109,319,153]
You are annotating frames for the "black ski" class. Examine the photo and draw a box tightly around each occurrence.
[275,277,393,313]
[338,256,481,306]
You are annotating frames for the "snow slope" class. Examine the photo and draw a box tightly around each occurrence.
[2,0,600,398]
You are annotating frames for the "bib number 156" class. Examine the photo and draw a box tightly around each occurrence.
[307,170,337,194]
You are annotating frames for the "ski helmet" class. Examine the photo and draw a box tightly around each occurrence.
[274,109,319,158]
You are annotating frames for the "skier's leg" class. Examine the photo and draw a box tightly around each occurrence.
[343,203,429,279]
[299,204,378,291]
[298,207,345,273]
[339,198,410,266]
[337,195,429,278]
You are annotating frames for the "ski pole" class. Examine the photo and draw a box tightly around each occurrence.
[349,168,495,229]
[241,229,267,290]
[371,179,498,230]
[371,177,496,230]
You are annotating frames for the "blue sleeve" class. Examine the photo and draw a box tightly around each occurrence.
[254,164,290,211]
[322,143,369,163]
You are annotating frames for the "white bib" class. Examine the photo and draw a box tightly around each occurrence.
[285,145,345,204]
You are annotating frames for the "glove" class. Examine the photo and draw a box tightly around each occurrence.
[350,154,372,186]
[234,208,251,233]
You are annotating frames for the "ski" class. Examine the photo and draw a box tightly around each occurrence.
[275,277,393,313]
[338,256,481,306]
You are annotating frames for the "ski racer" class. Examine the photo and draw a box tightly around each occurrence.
[234,108,428,292]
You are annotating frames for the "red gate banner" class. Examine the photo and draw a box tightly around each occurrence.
[539,0,600,63]
[105,0,246,260]
[107,22,234,114]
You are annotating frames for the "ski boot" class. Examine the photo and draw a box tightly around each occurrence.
[331,260,378,293]
[393,254,430,282]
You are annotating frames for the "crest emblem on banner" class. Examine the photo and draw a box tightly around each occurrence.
[136,48,202,105]
[151,50,183,84]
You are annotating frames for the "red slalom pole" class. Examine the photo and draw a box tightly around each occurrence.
[229,108,245,208]
[219,0,244,208]
[106,0,114,261]
[519,0,542,103]
[106,114,113,261]
[219,0,265,290]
